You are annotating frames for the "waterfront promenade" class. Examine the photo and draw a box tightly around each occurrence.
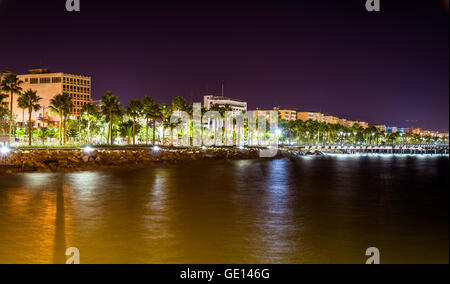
[1,144,448,174]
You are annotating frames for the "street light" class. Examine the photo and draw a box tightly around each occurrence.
[83,146,94,154]
[1,146,10,155]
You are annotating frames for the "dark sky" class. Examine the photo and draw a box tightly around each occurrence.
[0,0,448,131]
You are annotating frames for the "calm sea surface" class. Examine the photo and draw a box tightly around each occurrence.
[0,155,448,264]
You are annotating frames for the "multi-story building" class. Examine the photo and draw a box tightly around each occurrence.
[430,131,440,137]
[412,128,423,135]
[252,108,297,121]
[297,112,325,123]
[251,109,271,120]
[356,121,369,129]
[345,120,358,128]
[204,95,247,112]
[8,69,92,127]
[324,115,339,125]
[402,128,412,133]
[385,126,398,133]
[374,125,386,132]
[278,109,297,121]
[338,118,349,127]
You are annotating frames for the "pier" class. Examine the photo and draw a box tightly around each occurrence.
[300,144,450,155]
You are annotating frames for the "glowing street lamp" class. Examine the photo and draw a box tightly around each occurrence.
[83,146,94,154]
[1,146,11,155]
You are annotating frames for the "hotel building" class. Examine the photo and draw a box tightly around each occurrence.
[324,115,339,125]
[252,108,297,121]
[385,126,398,133]
[278,109,297,121]
[374,125,387,132]
[412,128,423,135]
[357,121,369,129]
[7,69,92,127]
[204,95,247,112]
[297,112,325,123]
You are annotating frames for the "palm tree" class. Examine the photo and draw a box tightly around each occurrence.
[148,102,161,146]
[1,74,23,138]
[16,94,29,141]
[172,96,188,112]
[141,96,157,145]
[126,99,143,145]
[364,125,378,144]
[49,93,73,145]
[305,120,318,144]
[17,94,28,129]
[81,103,99,144]
[101,91,123,145]
[159,104,172,145]
[19,89,42,146]
[0,93,9,117]
[318,122,329,144]
[0,93,8,109]
[38,127,51,145]
[350,124,362,144]
[49,95,65,145]
[0,94,10,134]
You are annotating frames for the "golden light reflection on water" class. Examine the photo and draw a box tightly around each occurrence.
[0,173,71,264]
[0,157,448,264]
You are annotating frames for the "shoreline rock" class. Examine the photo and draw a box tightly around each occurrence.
[0,147,308,174]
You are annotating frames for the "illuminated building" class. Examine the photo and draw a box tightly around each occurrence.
[204,95,247,112]
[4,69,92,127]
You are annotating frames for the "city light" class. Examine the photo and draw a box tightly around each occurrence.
[83,146,94,154]
[1,146,10,155]
[153,146,160,152]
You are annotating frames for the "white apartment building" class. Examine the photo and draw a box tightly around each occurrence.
[204,95,247,112]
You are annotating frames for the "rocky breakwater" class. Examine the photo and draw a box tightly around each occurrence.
[0,147,287,174]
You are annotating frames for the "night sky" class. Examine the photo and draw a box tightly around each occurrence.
[0,0,448,131]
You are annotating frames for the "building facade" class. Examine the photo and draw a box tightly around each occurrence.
[8,69,92,127]
[204,95,247,112]
[356,121,369,129]
[324,115,339,125]
[253,108,296,121]
[412,128,423,135]
[385,126,398,133]
[297,112,325,123]
[278,109,297,121]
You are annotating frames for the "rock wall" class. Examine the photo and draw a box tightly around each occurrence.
[1,147,291,174]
